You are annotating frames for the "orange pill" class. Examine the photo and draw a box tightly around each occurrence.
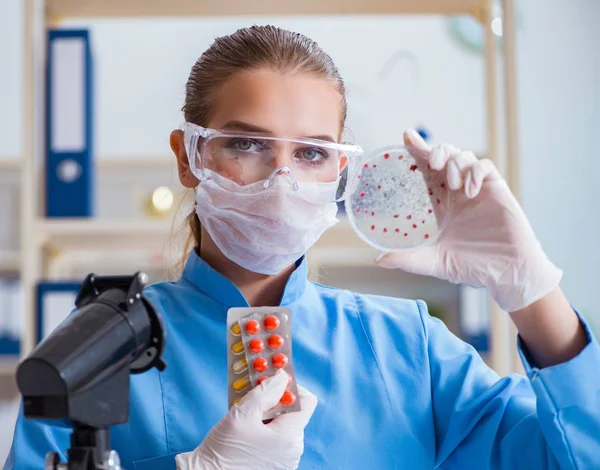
[253,357,268,373]
[256,375,269,385]
[272,352,288,369]
[280,390,296,406]
[264,315,280,332]
[267,334,284,350]
[245,319,260,335]
[248,338,264,354]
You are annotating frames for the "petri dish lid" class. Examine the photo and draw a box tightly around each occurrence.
[344,145,451,251]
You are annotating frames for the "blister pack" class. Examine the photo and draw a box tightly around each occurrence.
[226,307,301,420]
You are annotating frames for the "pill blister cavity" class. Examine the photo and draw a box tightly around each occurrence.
[231,341,245,355]
[253,357,268,372]
[232,357,248,374]
[245,319,260,335]
[272,352,288,369]
[280,390,296,406]
[248,338,264,354]
[267,334,284,350]
[264,315,280,332]
[232,376,250,393]
[256,375,269,386]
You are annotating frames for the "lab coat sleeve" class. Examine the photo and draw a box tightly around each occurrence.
[417,300,600,470]
[2,402,70,470]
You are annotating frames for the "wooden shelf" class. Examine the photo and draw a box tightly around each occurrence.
[0,357,19,376]
[307,217,382,267]
[0,160,21,171]
[318,217,364,245]
[47,0,482,19]
[0,158,174,171]
[37,218,177,251]
[96,157,175,170]
[33,216,377,266]
[0,250,20,272]
[308,245,379,267]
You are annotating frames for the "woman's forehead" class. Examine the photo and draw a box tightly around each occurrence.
[208,69,343,141]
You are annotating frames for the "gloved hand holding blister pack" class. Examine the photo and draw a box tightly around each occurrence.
[368,129,562,312]
[176,307,316,470]
[176,372,317,470]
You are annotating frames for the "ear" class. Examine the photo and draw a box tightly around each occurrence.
[171,129,200,189]
[339,154,349,172]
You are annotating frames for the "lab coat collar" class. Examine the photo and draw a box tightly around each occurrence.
[180,249,308,307]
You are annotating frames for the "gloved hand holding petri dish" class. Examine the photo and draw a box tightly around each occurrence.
[345,146,451,251]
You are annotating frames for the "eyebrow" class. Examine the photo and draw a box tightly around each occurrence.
[221,120,337,143]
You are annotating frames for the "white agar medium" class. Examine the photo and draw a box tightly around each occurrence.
[345,146,450,251]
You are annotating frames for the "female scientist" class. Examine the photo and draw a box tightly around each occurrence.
[5,25,599,470]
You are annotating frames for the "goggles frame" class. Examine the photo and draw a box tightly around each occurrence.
[181,121,365,202]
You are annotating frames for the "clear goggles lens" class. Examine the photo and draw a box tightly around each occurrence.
[183,123,364,203]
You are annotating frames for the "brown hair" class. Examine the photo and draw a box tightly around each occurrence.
[179,25,347,262]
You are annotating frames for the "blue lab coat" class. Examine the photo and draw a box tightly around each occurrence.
[4,251,600,469]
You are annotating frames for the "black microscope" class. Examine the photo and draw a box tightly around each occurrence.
[15,272,167,470]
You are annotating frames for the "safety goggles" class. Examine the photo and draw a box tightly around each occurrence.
[182,122,364,204]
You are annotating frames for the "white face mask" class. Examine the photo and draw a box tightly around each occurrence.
[195,169,339,275]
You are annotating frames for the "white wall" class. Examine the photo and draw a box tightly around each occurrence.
[517,0,600,330]
[1,13,489,159]
[0,0,23,161]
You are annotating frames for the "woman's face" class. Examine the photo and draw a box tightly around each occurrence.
[202,68,345,185]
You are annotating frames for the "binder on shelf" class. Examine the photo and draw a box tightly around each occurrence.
[0,278,21,355]
[36,281,82,343]
[46,29,94,217]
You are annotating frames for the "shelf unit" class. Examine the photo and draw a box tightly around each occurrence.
[13,0,523,377]
[3,157,174,171]
[0,251,20,274]
[46,0,489,18]
[0,155,20,374]
[37,218,174,251]
[0,357,20,377]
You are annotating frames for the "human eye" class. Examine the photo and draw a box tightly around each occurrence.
[295,147,330,165]
[225,138,266,153]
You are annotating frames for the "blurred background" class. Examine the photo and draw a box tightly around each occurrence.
[0,0,598,462]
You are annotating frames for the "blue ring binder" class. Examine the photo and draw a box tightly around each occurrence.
[46,29,94,217]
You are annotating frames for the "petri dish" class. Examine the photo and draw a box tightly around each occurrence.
[344,145,451,251]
